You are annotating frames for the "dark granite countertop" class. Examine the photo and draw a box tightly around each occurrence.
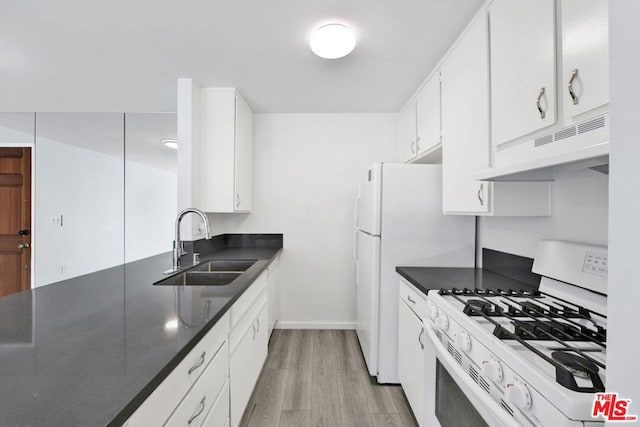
[0,235,282,427]
[396,266,538,297]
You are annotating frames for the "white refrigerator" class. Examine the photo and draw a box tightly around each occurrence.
[354,163,475,384]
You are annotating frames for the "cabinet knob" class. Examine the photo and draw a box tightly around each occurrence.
[18,243,30,249]
[568,69,579,105]
[187,396,206,424]
[536,87,546,119]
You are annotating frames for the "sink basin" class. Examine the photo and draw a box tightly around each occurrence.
[192,259,257,273]
[155,271,242,287]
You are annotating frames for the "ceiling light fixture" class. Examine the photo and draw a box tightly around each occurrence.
[162,139,178,150]
[310,23,356,59]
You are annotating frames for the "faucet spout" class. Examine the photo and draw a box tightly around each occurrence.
[166,208,212,274]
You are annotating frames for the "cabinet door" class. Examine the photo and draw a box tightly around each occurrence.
[229,302,268,427]
[561,0,609,119]
[489,0,556,146]
[397,99,417,162]
[398,299,424,424]
[234,94,253,212]
[267,256,280,337]
[416,74,441,156]
[441,15,491,214]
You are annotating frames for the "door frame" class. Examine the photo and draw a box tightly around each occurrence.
[0,141,36,290]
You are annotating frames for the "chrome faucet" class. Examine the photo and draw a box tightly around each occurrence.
[165,208,212,274]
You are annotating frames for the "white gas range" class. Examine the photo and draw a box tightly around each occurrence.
[423,240,608,427]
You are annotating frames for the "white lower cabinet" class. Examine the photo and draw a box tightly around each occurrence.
[266,254,281,337]
[397,279,426,426]
[164,342,229,427]
[230,299,268,427]
[127,265,275,427]
[201,381,230,427]
[127,314,230,426]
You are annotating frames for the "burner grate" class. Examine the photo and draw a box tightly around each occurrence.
[440,288,607,393]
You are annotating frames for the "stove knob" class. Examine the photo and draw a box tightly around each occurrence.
[506,380,532,410]
[435,314,449,331]
[482,358,503,383]
[427,303,439,321]
[455,331,472,353]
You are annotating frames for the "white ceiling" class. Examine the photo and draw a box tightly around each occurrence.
[0,0,483,113]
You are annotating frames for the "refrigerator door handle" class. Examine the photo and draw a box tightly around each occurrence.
[354,195,361,229]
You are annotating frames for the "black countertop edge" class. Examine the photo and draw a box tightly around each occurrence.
[395,266,539,299]
[108,247,282,427]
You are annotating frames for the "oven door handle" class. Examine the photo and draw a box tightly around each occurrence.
[423,323,521,427]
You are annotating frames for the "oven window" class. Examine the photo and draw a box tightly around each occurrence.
[436,359,490,427]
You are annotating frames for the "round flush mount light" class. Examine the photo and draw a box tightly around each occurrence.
[162,139,178,149]
[310,23,356,59]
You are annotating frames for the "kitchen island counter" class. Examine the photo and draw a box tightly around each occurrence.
[0,234,282,427]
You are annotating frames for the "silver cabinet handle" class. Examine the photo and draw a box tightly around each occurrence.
[410,141,416,155]
[236,194,241,208]
[256,318,260,335]
[477,183,484,206]
[536,87,546,119]
[187,352,206,374]
[418,327,425,350]
[188,396,206,424]
[416,136,421,153]
[18,243,30,249]
[407,295,416,304]
[568,69,579,105]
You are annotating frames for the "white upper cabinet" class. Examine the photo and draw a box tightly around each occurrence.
[397,99,417,162]
[201,88,253,213]
[416,74,441,157]
[561,0,609,120]
[442,12,551,216]
[489,0,557,147]
[441,14,491,214]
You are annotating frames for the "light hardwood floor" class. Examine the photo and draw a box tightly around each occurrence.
[239,329,418,427]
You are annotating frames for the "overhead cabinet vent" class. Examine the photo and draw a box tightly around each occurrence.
[578,116,606,134]
[533,114,607,148]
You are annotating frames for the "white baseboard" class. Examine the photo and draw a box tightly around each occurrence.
[275,321,356,330]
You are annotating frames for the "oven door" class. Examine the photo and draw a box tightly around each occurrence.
[423,321,520,427]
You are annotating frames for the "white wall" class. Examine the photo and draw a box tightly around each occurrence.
[124,160,177,263]
[607,0,640,409]
[477,167,609,263]
[211,113,396,328]
[35,139,124,286]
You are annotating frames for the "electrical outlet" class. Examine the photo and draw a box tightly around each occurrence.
[50,215,64,227]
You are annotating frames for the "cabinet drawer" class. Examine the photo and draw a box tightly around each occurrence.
[128,313,230,426]
[399,279,426,317]
[165,341,230,427]
[231,271,267,328]
[201,380,229,427]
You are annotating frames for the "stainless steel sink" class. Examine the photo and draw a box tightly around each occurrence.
[191,259,257,273]
[154,271,242,286]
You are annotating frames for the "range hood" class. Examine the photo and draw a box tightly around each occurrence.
[477,114,610,181]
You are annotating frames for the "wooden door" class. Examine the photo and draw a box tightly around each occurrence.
[0,147,31,296]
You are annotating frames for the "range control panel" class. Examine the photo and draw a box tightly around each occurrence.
[583,252,608,277]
